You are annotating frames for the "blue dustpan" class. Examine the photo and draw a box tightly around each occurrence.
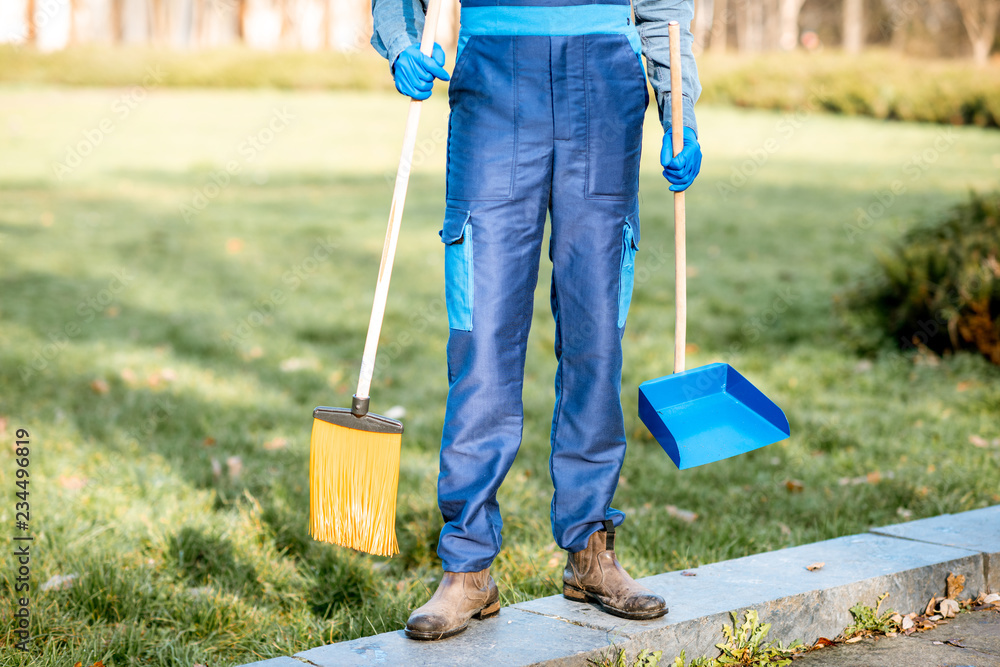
[640,24,789,470]
[639,363,790,470]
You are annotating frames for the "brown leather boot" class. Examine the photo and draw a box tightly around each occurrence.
[404,568,500,640]
[563,521,667,620]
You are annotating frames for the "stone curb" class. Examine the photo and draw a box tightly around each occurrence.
[243,505,999,667]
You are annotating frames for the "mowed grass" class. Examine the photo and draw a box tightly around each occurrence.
[0,87,999,666]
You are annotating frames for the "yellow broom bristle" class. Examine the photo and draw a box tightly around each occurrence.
[309,419,401,557]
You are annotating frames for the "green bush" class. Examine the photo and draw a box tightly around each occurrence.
[698,51,1000,128]
[1,46,998,127]
[840,190,1000,363]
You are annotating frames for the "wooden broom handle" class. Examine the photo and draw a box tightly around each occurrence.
[669,21,687,374]
[356,0,443,400]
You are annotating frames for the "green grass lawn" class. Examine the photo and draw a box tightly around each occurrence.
[0,87,998,666]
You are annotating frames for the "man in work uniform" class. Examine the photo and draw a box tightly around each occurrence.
[371,0,703,641]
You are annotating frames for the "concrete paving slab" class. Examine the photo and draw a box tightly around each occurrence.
[294,607,612,667]
[245,507,1000,667]
[871,505,1000,591]
[793,609,1000,666]
[240,658,305,667]
[515,533,984,664]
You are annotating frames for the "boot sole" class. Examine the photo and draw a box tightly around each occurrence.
[563,584,668,621]
[404,600,501,641]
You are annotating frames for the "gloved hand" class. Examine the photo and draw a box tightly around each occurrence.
[660,126,702,192]
[392,43,450,100]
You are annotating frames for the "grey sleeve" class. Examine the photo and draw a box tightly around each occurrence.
[371,0,426,67]
[633,0,701,135]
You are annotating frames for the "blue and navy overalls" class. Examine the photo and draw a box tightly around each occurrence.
[437,0,649,573]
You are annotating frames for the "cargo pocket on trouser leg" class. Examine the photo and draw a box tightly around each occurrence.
[617,209,640,329]
[441,206,474,331]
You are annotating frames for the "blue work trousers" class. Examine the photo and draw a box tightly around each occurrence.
[437,2,649,572]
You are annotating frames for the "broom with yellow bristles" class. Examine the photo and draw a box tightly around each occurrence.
[309,0,443,558]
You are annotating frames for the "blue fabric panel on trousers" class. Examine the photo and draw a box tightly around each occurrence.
[617,210,639,328]
[463,0,629,7]
[459,5,642,55]
[441,207,474,331]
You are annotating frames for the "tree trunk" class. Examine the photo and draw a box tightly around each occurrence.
[956,0,1000,66]
[150,0,160,44]
[321,0,330,49]
[238,0,247,42]
[764,0,780,48]
[692,0,714,54]
[843,0,864,53]
[738,0,763,53]
[710,0,728,53]
[25,0,36,44]
[779,0,805,50]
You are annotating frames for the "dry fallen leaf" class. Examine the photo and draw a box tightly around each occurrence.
[665,505,698,523]
[946,573,966,599]
[939,599,959,618]
[889,613,903,625]
[813,637,835,648]
[901,616,915,631]
[982,593,1000,606]
[845,636,864,644]
[385,405,407,420]
[806,562,825,571]
[681,571,697,577]
[226,456,243,481]
[925,597,937,616]
[58,475,88,490]
[90,378,110,395]
[280,357,319,372]
[263,437,288,451]
[785,479,805,493]
[40,573,79,591]
[969,434,990,448]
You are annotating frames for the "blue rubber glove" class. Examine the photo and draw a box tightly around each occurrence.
[392,43,450,100]
[661,126,702,192]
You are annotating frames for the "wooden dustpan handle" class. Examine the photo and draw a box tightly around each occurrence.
[668,21,686,375]
[355,0,443,404]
